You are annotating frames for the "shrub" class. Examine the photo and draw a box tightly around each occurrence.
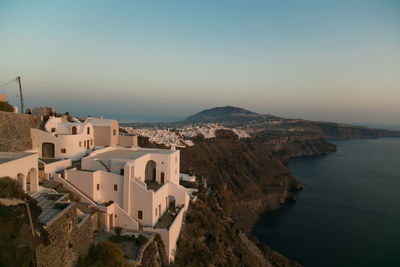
[137,234,148,246]
[0,101,14,112]
[0,177,25,199]
[114,226,122,237]
[78,241,127,267]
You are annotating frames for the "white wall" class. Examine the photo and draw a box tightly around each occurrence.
[130,179,153,225]
[43,158,71,178]
[0,153,39,192]
[31,128,94,160]
[118,135,138,147]
[144,207,185,262]
[112,203,139,230]
[65,170,96,199]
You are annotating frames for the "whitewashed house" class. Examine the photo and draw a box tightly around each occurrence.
[0,152,39,193]
[31,117,95,161]
[58,145,190,261]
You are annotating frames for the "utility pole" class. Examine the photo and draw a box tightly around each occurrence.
[17,76,24,113]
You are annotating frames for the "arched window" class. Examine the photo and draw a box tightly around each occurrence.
[87,127,90,135]
[145,160,156,182]
[72,126,77,135]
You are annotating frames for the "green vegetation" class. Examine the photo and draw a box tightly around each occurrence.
[108,233,148,247]
[0,177,25,199]
[173,192,243,267]
[0,102,14,112]
[78,241,127,267]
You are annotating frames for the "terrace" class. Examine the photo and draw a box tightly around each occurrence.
[144,180,163,191]
[154,206,182,230]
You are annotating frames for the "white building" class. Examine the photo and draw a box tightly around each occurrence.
[0,152,39,193]
[57,145,190,261]
[31,117,95,160]
[31,117,137,161]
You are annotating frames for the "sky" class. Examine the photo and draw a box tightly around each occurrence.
[0,0,399,126]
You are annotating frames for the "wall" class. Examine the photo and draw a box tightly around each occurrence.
[31,128,94,160]
[110,120,119,146]
[93,126,111,146]
[65,170,96,200]
[131,153,171,184]
[130,179,153,226]
[0,111,41,152]
[43,158,72,178]
[35,204,93,267]
[98,171,124,205]
[144,207,185,262]
[0,152,39,192]
[118,135,138,147]
[112,203,139,230]
[167,151,180,185]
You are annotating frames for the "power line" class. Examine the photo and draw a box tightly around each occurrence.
[0,78,17,87]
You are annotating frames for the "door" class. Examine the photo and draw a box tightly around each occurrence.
[42,143,55,158]
[109,213,114,229]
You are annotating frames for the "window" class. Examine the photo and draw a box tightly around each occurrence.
[87,127,90,134]
[120,169,124,175]
[51,128,56,132]
[114,184,118,191]
[138,210,143,220]
[113,129,117,136]
[68,221,72,233]
[61,148,66,153]
[79,141,81,147]
[91,139,93,145]
[84,140,86,147]
[97,184,100,191]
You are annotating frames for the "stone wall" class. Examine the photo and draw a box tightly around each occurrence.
[0,111,41,152]
[35,204,93,267]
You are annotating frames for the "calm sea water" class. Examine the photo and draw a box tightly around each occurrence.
[253,138,400,267]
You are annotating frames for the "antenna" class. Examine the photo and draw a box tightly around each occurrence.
[16,76,24,113]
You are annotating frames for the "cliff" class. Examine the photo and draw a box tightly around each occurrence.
[0,111,41,152]
[286,120,400,139]
[140,129,336,266]
[251,130,337,163]
[179,130,303,231]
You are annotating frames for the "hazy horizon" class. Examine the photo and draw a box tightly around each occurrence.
[1,0,399,127]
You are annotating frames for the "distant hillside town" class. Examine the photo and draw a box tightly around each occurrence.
[121,123,250,148]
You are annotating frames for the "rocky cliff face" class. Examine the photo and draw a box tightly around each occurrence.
[179,130,304,231]
[286,121,400,139]
[139,130,336,266]
[251,131,337,163]
[0,111,41,152]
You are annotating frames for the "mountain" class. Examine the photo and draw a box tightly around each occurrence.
[183,106,400,139]
[184,106,276,125]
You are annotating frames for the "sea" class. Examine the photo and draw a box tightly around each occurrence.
[253,138,400,267]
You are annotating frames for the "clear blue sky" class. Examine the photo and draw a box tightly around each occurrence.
[1,0,399,125]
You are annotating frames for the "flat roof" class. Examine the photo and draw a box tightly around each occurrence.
[33,192,74,226]
[0,152,35,165]
[39,158,65,164]
[92,148,174,161]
